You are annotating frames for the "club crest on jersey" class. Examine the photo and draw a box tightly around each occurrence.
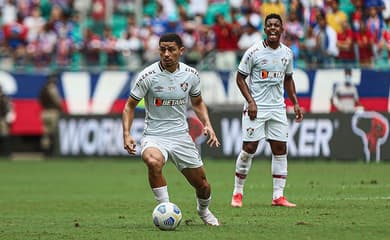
[281,57,288,66]
[246,127,255,137]
[180,82,188,92]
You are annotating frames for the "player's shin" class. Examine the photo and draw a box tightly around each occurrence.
[233,150,254,195]
[271,154,287,199]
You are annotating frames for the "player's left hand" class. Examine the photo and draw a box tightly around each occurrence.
[294,104,303,122]
[203,126,220,147]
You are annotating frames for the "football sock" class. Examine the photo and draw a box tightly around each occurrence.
[233,150,254,195]
[272,154,287,200]
[152,186,169,203]
[197,196,211,215]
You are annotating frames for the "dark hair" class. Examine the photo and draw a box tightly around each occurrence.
[159,33,183,47]
[264,13,283,25]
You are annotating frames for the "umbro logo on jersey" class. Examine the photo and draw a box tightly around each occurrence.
[154,86,164,92]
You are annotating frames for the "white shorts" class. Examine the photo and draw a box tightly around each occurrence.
[242,109,288,142]
[141,133,203,171]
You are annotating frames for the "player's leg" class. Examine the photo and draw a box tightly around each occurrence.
[181,167,219,226]
[141,137,169,203]
[231,142,258,207]
[170,134,219,226]
[231,115,264,207]
[268,111,296,207]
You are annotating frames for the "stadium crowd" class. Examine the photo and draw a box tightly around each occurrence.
[1,0,390,72]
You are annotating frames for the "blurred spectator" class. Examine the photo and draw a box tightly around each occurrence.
[1,0,17,24]
[326,0,348,34]
[26,22,57,68]
[2,13,28,66]
[39,73,63,156]
[182,21,203,66]
[331,68,362,113]
[188,0,208,18]
[260,0,286,22]
[116,30,143,71]
[336,21,356,67]
[212,13,239,71]
[81,28,102,68]
[354,19,374,68]
[164,13,183,34]
[284,33,300,66]
[102,25,120,69]
[289,0,304,24]
[23,6,46,43]
[236,5,262,31]
[364,0,386,19]
[56,25,74,69]
[366,6,385,61]
[89,0,107,36]
[351,0,364,32]
[284,11,304,42]
[300,25,320,69]
[140,19,160,63]
[313,12,339,68]
[380,17,390,64]
[237,22,262,50]
[204,0,230,25]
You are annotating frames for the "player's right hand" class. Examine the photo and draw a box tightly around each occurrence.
[123,135,137,155]
[247,102,257,120]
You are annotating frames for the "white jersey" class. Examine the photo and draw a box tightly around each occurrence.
[131,61,201,136]
[332,83,359,113]
[237,40,294,111]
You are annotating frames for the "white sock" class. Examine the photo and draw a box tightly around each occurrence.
[233,150,254,195]
[272,154,287,200]
[197,196,211,215]
[152,186,169,203]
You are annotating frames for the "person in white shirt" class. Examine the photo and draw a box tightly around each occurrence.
[231,13,303,208]
[122,33,220,226]
[331,68,362,113]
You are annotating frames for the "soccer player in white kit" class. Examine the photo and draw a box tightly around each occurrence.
[122,33,221,226]
[231,13,304,208]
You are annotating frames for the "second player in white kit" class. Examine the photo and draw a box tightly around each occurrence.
[231,13,304,208]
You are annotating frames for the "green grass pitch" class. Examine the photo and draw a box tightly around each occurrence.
[0,158,389,240]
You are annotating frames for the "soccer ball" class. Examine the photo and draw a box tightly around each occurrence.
[152,202,182,231]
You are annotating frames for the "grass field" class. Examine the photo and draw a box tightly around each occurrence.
[0,158,389,240]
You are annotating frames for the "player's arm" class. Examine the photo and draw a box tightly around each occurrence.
[190,95,220,148]
[122,96,139,155]
[284,74,303,122]
[237,71,257,120]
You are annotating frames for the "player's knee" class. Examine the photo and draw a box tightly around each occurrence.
[143,155,164,171]
[243,142,258,154]
[270,142,286,155]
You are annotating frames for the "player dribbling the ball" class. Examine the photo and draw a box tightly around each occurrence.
[122,33,220,226]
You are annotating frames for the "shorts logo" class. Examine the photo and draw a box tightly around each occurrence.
[180,82,188,92]
[246,127,254,137]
